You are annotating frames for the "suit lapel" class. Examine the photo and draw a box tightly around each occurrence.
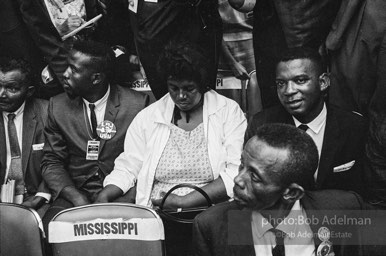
[228,207,256,256]
[99,86,120,151]
[301,194,324,253]
[22,100,37,176]
[317,107,341,188]
[0,115,6,184]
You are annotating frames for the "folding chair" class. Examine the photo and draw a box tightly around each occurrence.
[0,203,45,256]
[48,203,165,256]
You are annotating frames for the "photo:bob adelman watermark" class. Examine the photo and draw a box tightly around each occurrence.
[227,209,386,246]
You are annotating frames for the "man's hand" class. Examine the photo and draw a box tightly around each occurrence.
[61,186,91,206]
[22,196,46,210]
[94,193,109,204]
[58,15,84,35]
[231,61,250,80]
[151,192,185,210]
[72,194,91,206]
[93,184,124,204]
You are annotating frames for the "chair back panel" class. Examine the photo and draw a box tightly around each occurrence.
[0,203,44,256]
[49,203,164,256]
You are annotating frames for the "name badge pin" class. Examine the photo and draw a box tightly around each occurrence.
[97,120,116,140]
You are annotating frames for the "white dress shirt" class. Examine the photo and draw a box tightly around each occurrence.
[252,201,315,256]
[2,102,51,202]
[82,85,110,135]
[293,103,327,180]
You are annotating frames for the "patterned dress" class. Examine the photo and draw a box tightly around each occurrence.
[151,123,214,200]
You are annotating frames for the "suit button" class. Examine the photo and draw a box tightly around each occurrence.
[94,172,99,177]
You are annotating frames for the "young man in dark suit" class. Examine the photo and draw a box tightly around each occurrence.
[244,48,366,195]
[193,124,366,256]
[41,40,149,225]
[0,57,50,216]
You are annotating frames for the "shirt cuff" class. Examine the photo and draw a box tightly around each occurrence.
[219,170,235,198]
[103,172,135,194]
[35,192,51,203]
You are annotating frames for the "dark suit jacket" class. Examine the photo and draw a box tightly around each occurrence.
[0,98,49,197]
[193,190,366,256]
[244,105,366,194]
[41,85,149,200]
[17,0,101,86]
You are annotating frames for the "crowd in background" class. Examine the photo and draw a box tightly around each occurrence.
[1,0,386,255]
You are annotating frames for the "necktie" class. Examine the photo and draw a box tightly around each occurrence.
[7,113,25,195]
[270,228,286,256]
[298,124,309,132]
[89,104,98,138]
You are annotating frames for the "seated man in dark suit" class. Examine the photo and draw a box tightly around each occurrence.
[193,124,366,256]
[244,48,366,194]
[41,40,149,224]
[0,57,50,216]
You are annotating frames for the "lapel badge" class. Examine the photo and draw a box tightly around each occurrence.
[318,227,330,242]
[317,240,333,256]
[97,120,116,140]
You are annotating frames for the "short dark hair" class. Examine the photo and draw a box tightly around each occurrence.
[250,123,319,190]
[157,40,210,93]
[276,47,326,75]
[0,57,33,86]
[72,40,115,80]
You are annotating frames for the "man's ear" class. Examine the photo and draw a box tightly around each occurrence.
[26,86,35,98]
[91,73,105,85]
[282,183,305,203]
[319,73,330,92]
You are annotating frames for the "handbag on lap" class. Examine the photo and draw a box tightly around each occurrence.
[156,183,213,256]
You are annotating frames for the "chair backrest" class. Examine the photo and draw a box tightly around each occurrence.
[48,203,165,256]
[0,203,45,256]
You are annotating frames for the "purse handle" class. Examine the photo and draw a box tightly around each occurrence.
[159,183,213,224]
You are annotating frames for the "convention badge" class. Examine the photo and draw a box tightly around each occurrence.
[318,227,331,242]
[96,120,116,140]
[317,241,333,256]
[86,140,100,160]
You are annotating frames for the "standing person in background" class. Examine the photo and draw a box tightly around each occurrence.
[326,0,386,118]
[228,0,341,109]
[122,0,222,99]
[218,1,262,117]
[0,57,50,217]
[0,0,44,76]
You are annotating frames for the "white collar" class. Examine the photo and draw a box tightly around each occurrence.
[152,90,228,125]
[293,103,327,134]
[252,200,303,239]
[82,85,110,111]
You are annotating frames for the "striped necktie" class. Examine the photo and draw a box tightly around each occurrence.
[7,113,25,195]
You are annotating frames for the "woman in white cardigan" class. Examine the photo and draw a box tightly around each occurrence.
[96,41,247,209]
